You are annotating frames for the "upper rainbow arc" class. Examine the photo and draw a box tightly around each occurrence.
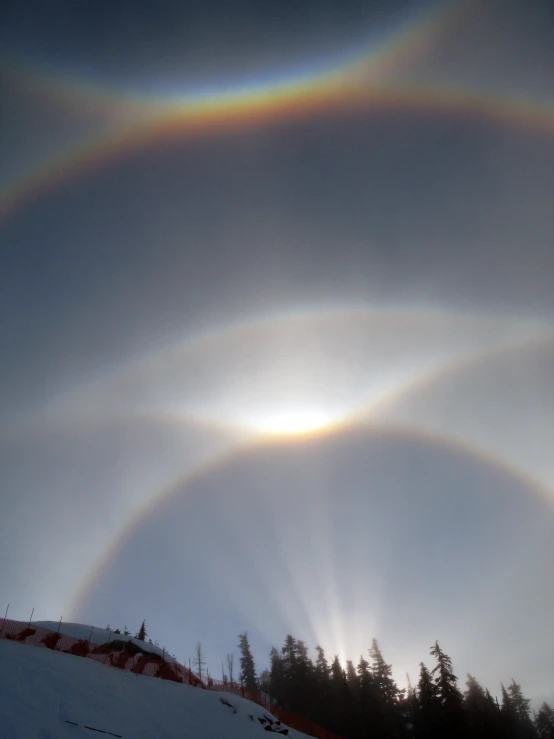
[1,0,554,224]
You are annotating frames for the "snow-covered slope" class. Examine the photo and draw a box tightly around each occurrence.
[0,639,306,739]
[33,621,173,660]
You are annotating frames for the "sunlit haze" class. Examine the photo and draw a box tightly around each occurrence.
[1,0,553,725]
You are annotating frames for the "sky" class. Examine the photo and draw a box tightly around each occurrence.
[1,0,553,708]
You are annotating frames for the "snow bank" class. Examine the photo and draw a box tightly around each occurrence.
[0,639,306,738]
[33,621,173,660]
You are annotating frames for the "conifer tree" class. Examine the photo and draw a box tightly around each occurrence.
[429,642,466,738]
[508,679,535,739]
[356,654,372,698]
[357,655,379,738]
[329,655,354,736]
[402,672,418,736]
[314,646,331,726]
[429,642,463,708]
[291,639,314,717]
[535,702,554,739]
[464,674,501,739]
[315,645,330,683]
[270,646,287,709]
[238,632,257,692]
[369,638,399,707]
[259,669,271,696]
[135,620,147,641]
[345,660,358,687]
[368,639,405,738]
[415,662,441,739]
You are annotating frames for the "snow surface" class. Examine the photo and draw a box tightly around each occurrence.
[0,638,307,739]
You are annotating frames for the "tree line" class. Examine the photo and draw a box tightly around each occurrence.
[233,631,554,739]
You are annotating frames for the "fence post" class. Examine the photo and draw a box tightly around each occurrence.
[0,604,9,639]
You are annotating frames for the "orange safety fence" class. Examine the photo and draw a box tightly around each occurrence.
[0,618,344,739]
[0,618,202,685]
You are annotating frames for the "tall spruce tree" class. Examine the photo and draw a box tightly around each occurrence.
[369,639,399,707]
[269,646,287,709]
[314,646,331,726]
[329,655,354,737]
[501,682,520,739]
[238,632,257,692]
[291,639,314,718]
[135,620,147,641]
[508,679,535,739]
[464,674,501,739]
[535,702,554,739]
[415,662,441,739]
[369,639,404,738]
[429,640,466,738]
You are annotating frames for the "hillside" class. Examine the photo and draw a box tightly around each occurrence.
[0,636,306,739]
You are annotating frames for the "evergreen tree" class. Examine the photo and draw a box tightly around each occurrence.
[357,655,379,739]
[415,662,441,739]
[238,632,257,692]
[508,679,535,739]
[401,672,418,738]
[259,668,271,697]
[278,635,297,711]
[464,674,501,739]
[535,702,554,739]
[356,654,373,701]
[135,620,147,641]
[269,646,287,709]
[291,639,314,717]
[329,655,353,736]
[314,646,331,726]
[369,639,404,738]
[346,660,358,686]
[314,645,330,684]
[369,638,399,707]
[429,642,463,709]
[429,641,466,737]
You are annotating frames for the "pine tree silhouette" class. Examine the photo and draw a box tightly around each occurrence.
[369,638,403,737]
[430,642,466,738]
[535,702,554,739]
[464,674,501,739]
[415,662,441,739]
[508,679,535,739]
[238,632,257,692]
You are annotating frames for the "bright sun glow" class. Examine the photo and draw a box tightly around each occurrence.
[251,408,334,436]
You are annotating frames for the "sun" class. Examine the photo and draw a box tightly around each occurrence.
[250,408,335,437]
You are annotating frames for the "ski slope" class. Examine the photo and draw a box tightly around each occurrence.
[0,637,307,739]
